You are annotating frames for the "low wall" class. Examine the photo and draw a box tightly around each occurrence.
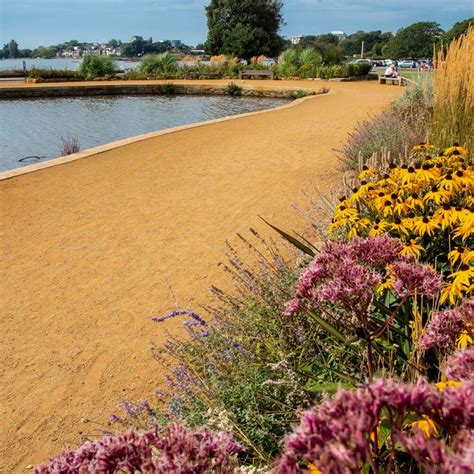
[0,83,325,99]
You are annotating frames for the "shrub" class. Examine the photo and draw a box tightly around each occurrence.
[277,48,301,77]
[298,48,320,78]
[276,361,474,473]
[138,52,178,78]
[78,55,115,79]
[60,134,80,155]
[224,82,242,96]
[160,82,175,95]
[36,424,240,473]
[336,106,431,170]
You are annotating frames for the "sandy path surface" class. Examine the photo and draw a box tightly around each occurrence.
[0,80,401,471]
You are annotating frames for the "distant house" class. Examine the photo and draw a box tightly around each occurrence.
[331,31,347,41]
[289,35,303,45]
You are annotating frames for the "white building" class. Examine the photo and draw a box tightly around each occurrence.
[289,35,303,45]
[331,31,347,41]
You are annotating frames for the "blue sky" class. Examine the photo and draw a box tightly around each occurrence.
[1,0,473,48]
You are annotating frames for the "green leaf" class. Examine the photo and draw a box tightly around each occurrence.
[259,216,315,256]
[378,418,392,448]
[307,310,347,344]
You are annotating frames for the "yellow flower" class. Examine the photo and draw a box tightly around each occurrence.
[440,282,465,305]
[400,239,424,258]
[411,416,438,438]
[358,167,378,181]
[453,212,474,241]
[436,380,462,392]
[457,324,473,349]
[448,265,474,292]
[376,276,395,295]
[412,143,435,152]
[424,186,451,205]
[368,220,390,237]
[308,464,323,474]
[444,145,468,157]
[406,192,425,211]
[433,204,458,230]
[399,166,419,186]
[439,173,462,193]
[448,247,474,266]
[391,217,410,236]
[413,216,440,237]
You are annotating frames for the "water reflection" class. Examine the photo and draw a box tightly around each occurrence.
[0,95,286,172]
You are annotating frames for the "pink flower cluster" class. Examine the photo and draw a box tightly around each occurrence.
[35,423,240,474]
[421,299,474,351]
[285,235,442,319]
[444,346,474,381]
[275,370,474,474]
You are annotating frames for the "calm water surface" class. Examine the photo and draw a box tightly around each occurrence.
[0,57,138,71]
[0,95,286,172]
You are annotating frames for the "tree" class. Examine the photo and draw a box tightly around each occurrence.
[385,22,444,59]
[340,30,392,57]
[205,0,285,60]
[443,17,473,45]
[2,39,20,58]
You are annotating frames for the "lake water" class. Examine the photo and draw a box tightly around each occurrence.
[0,57,139,71]
[0,95,286,172]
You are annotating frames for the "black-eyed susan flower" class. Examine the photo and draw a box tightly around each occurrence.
[400,239,424,258]
[439,173,462,193]
[447,265,474,292]
[424,185,451,205]
[444,144,468,157]
[413,216,440,237]
[391,217,410,236]
[448,247,474,266]
[358,166,378,181]
[376,276,395,295]
[433,204,458,230]
[457,324,472,349]
[453,212,474,240]
[412,143,435,152]
[368,220,390,237]
[406,192,425,211]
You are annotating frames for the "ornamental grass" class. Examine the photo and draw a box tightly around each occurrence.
[432,26,474,152]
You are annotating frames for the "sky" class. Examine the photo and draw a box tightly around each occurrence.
[1,0,473,49]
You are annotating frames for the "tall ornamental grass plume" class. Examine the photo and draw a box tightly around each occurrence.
[432,26,474,151]
[35,423,240,473]
[275,355,474,474]
[78,55,114,79]
[139,52,178,78]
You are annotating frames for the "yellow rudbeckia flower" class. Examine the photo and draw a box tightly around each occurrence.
[400,239,424,258]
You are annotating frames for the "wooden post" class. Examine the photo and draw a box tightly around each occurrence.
[361,41,365,59]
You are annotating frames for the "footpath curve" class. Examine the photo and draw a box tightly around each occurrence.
[0,79,402,471]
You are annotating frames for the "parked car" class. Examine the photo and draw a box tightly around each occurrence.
[398,60,419,68]
[355,58,372,65]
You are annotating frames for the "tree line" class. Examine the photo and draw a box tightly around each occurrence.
[1,0,472,61]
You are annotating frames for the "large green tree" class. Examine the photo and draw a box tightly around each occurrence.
[386,22,444,59]
[443,17,473,45]
[205,0,285,59]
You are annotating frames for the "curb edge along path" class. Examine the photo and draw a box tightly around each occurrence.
[0,79,402,472]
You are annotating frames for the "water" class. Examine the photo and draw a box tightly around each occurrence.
[0,57,139,71]
[0,95,286,172]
